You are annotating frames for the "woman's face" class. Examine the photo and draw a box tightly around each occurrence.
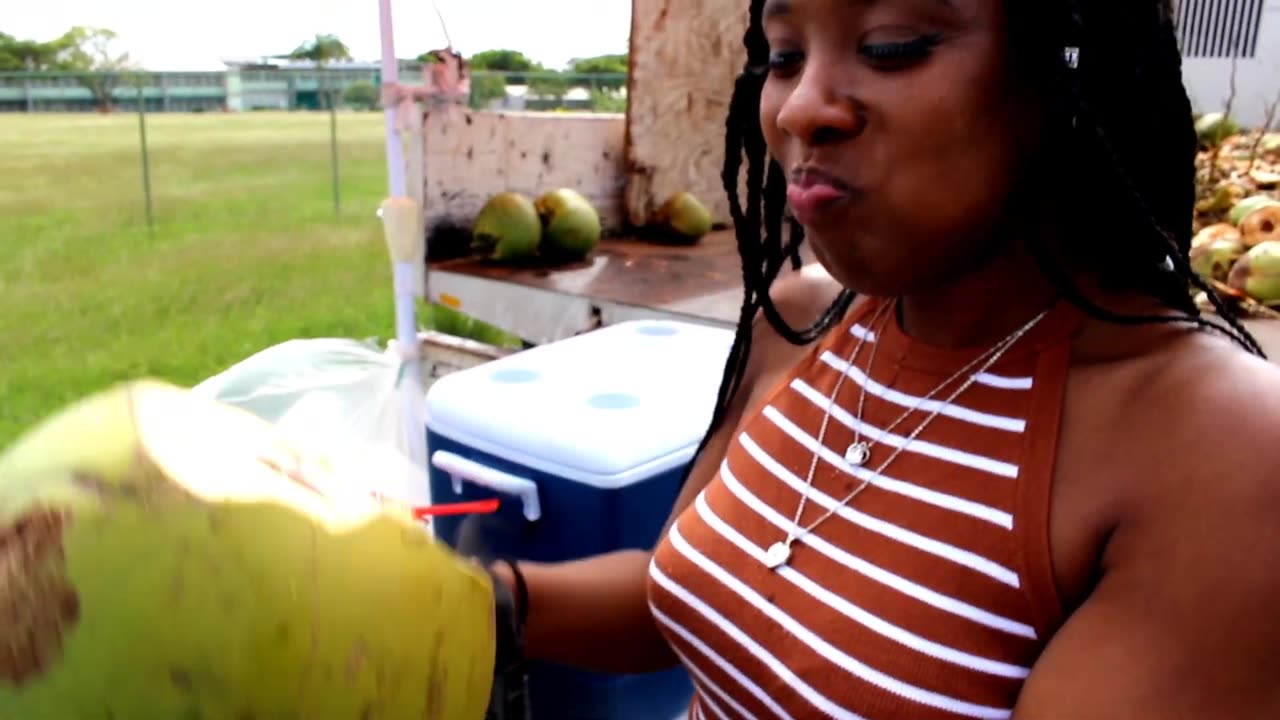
[759,0,1042,297]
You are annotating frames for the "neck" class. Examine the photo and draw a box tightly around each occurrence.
[896,243,1059,348]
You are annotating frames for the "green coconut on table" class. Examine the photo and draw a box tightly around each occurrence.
[472,191,542,262]
[536,188,602,260]
[0,379,496,719]
[653,191,714,244]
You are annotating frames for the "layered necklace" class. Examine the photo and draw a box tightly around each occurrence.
[762,300,1050,570]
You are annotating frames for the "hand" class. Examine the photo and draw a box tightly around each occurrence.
[454,514,532,720]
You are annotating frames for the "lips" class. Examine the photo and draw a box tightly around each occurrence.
[787,167,855,224]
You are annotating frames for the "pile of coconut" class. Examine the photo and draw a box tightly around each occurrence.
[1190,112,1279,318]
[469,188,714,266]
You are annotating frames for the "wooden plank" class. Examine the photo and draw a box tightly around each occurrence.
[624,0,749,228]
[420,109,629,245]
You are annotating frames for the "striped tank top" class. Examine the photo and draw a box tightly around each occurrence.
[647,297,1085,720]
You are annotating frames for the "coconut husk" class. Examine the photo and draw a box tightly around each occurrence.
[1192,131,1280,319]
[1194,132,1280,233]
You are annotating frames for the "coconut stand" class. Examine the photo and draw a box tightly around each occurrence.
[379,2,1280,357]
[370,0,1280,501]
[378,0,815,349]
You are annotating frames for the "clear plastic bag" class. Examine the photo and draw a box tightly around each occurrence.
[192,338,429,504]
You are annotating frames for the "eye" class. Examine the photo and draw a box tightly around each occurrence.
[858,34,941,66]
[766,50,804,77]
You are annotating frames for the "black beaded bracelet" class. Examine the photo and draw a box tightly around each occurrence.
[495,557,529,630]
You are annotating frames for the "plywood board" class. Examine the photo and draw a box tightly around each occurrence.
[421,109,629,239]
[625,0,750,228]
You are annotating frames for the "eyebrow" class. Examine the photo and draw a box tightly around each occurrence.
[763,0,955,21]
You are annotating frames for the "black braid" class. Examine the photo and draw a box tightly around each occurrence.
[680,0,851,481]
[1044,0,1265,356]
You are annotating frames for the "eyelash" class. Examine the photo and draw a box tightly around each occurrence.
[859,34,942,61]
[766,34,942,75]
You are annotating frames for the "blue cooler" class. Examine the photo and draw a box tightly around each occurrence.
[424,319,735,720]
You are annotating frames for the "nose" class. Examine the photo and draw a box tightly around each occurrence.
[774,65,864,147]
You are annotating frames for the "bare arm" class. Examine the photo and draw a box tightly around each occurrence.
[506,394,747,673]
[1014,362,1280,719]
[492,268,846,674]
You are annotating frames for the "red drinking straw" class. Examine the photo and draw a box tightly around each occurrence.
[410,498,501,519]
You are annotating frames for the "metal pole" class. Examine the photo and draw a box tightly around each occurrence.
[136,82,154,233]
[328,74,341,216]
[378,0,430,504]
[379,0,406,198]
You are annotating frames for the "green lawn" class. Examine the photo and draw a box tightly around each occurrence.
[0,111,404,450]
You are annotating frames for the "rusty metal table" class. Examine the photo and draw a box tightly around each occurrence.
[426,230,752,345]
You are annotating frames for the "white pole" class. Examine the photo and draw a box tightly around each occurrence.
[377,0,431,507]
[379,0,406,197]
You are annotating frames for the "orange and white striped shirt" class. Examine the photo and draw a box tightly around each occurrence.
[648,298,1085,719]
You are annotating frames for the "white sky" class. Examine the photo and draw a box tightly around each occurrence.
[1,0,633,71]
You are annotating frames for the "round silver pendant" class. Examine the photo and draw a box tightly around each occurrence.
[763,541,792,569]
[844,441,871,467]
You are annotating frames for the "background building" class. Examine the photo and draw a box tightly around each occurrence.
[1,2,1275,122]
[1175,0,1278,127]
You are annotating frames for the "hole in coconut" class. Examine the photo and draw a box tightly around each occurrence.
[0,507,79,686]
[131,383,387,527]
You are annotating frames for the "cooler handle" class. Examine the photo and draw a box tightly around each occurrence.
[430,450,542,523]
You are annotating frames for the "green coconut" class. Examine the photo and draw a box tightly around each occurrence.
[1195,112,1240,147]
[1190,224,1246,283]
[1228,241,1280,304]
[654,192,714,243]
[0,379,495,720]
[1229,195,1280,228]
[1239,203,1280,249]
[535,188,601,260]
[473,192,542,261]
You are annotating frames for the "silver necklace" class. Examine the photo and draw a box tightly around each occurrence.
[762,303,1050,570]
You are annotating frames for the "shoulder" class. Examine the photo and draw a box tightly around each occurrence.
[1105,325,1280,682]
[1143,324,1280,487]
[1106,321,1280,528]
[1017,320,1280,718]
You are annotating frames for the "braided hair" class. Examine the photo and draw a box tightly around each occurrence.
[687,0,1265,475]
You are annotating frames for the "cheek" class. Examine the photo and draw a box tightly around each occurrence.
[758,85,790,162]
[881,81,1024,231]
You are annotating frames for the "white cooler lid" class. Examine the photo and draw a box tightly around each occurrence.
[425,320,736,488]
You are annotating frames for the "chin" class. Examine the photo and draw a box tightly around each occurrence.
[804,231,907,298]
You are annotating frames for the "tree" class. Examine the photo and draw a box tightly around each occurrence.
[468,49,539,71]
[527,71,569,102]
[343,80,379,110]
[468,49,541,83]
[48,27,134,112]
[288,34,352,65]
[568,53,628,91]
[0,32,63,70]
[287,34,352,110]
[464,50,538,110]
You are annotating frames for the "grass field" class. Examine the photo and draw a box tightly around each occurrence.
[0,111,403,450]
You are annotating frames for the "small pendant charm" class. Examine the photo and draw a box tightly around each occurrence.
[844,441,871,467]
[763,541,792,569]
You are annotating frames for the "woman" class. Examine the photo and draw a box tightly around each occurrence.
[484,0,1280,717]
